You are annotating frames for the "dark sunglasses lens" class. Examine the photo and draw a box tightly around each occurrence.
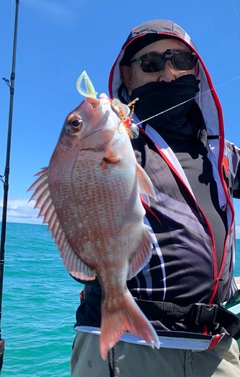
[173,52,197,70]
[140,53,165,72]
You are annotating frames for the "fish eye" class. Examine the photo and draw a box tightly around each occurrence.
[71,119,81,127]
[66,116,83,134]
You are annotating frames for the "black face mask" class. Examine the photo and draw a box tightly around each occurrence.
[130,74,201,142]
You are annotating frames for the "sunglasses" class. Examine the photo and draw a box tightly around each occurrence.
[129,49,198,72]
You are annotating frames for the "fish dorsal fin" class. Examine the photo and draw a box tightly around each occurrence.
[136,163,155,198]
[28,168,96,281]
[127,224,153,280]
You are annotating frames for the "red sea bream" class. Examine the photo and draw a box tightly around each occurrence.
[28,93,160,359]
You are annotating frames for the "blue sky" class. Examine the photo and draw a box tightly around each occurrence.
[1,0,240,236]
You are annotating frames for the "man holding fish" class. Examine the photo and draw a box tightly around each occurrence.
[29,18,240,377]
[68,19,240,376]
[66,19,240,376]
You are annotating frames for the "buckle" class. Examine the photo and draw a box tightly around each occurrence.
[189,303,219,326]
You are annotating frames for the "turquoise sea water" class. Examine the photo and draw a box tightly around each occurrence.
[0,222,240,376]
[1,223,82,377]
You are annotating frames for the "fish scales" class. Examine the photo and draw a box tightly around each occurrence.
[50,157,137,255]
[28,94,160,359]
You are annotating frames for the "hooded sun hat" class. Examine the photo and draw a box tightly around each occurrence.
[119,20,197,67]
[108,19,224,143]
[119,34,175,66]
[108,19,229,213]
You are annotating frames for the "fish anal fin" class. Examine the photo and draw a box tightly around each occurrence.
[70,270,96,281]
[69,256,97,281]
[136,163,155,198]
[60,246,97,280]
[127,225,153,280]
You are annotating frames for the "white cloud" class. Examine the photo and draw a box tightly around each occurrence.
[0,198,43,224]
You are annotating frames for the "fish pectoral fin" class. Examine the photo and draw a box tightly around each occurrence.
[127,225,154,280]
[100,145,121,168]
[136,163,155,199]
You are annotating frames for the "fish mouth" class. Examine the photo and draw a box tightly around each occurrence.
[74,97,102,122]
[85,97,101,109]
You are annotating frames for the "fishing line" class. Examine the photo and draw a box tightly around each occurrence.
[134,74,240,127]
[228,0,240,20]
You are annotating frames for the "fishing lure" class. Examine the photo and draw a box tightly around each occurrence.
[76,70,139,139]
[76,70,98,98]
[111,98,139,139]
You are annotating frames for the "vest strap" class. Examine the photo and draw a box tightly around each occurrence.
[83,292,240,340]
[135,298,240,340]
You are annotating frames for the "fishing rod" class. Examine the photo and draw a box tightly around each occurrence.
[0,0,20,372]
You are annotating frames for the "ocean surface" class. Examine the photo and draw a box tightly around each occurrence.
[0,222,239,377]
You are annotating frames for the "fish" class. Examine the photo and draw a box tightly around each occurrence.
[28,93,160,359]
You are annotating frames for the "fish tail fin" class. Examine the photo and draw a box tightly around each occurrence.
[99,290,160,360]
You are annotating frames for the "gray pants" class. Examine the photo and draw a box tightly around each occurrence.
[71,332,240,377]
